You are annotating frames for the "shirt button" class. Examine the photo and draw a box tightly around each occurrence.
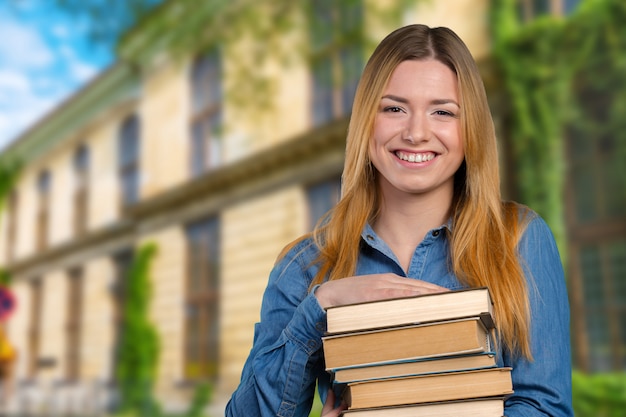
[315,322,326,332]
[432,230,440,237]
[366,234,375,241]
[308,340,317,349]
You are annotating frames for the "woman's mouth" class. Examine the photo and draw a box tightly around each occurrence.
[395,151,436,163]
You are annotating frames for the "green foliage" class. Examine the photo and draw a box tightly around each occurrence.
[490,0,626,261]
[0,269,11,287]
[114,242,212,417]
[115,243,161,416]
[0,158,21,289]
[178,382,212,417]
[573,371,626,417]
[0,157,20,211]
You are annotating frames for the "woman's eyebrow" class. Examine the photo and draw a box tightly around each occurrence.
[381,95,460,108]
[381,94,409,104]
[431,98,460,108]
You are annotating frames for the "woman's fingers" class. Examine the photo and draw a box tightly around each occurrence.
[321,389,348,417]
[315,273,449,308]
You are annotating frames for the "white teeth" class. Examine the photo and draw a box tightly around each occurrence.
[397,151,434,163]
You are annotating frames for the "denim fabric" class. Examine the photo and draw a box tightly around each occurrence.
[225,213,573,417]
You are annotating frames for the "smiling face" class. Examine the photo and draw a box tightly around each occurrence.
[369,59,464,205]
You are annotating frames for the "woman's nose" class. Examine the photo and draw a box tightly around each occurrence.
[404,113,429,143]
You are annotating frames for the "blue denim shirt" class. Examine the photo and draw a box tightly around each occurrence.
[226,213,573,417]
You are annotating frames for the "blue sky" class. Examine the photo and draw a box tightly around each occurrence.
[0,2,114,151]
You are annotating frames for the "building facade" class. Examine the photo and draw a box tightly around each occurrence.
[0,0,623,416]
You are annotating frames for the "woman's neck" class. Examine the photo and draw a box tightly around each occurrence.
[372,187,453,271]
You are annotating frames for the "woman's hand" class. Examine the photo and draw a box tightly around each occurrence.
[321,389,348,417]
[315,273,448,309]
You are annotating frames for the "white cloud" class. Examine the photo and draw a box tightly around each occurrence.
[0,8,109,150]
[0,70,29,92]
[58,43,100,82]
[0,80,59,151]
[69,60,100,83]
[0,19,53,68]
[51,23,70,39]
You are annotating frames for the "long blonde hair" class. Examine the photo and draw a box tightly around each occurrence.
[283,25,532,359]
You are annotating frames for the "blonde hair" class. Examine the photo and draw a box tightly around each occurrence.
[282,25,532,359]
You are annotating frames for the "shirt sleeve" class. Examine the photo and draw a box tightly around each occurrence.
[503,215,574,416]
[225,244,329,417]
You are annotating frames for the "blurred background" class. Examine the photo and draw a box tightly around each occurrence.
[0,0,623,416]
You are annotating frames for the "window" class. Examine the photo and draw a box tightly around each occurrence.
[567,120,626,371]
[306,177,341,230]
[118,115,140,207]
[184,217,220,380]
[517,0,581,21]
[190,49,223,176]
[310,0,363,126]
[111,249,134,380]
[73,144,89,236]
[573,241,626,371]
[28,278,43,378]
[36,170,51,251]
[5,191,18,262]
[65,267,83,381]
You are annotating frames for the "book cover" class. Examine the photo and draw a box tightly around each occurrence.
[343,367,513,410]
[326,286,494,334]
[332,352,496,383]
[323,317,491,370]
[340,396,505,416]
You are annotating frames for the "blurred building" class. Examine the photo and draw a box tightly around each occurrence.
[0,0,623,415]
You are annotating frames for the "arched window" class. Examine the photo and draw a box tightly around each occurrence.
[310,0,363,126]
[36,170,51,251]
[189,49,223,176]
[73,144,89,235]
[118,114,140,207]
[184,216,220,379]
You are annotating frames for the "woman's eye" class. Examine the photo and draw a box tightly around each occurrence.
[384,106,403,113]
[434,110,456,118]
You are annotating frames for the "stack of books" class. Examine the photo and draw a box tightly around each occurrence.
[322,287,513,416]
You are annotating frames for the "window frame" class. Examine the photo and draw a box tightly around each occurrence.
[65,267,83,382]
[73,144,89,236]
[5,190,18,262]
[183,216,220,381]
[189,49,224,176]
[36,170,51,251]
[309,0,364,126]
[27,278,43,379]
[118,114,141,208]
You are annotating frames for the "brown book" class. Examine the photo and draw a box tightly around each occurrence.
[323,317,491,370]
[333,352,496,383]
[341,397,505,416]
[326,287,494,334]
[343,367,513,410]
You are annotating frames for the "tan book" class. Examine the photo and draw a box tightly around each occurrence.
[333,352,496,383]
[326,287,494,334]
[341,397,505,416]
[323,317,491,370]
[343,367,513,410]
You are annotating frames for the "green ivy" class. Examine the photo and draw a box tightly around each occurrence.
[114,242,213,417]
[0,157,20,213]
[490,0,626,261]
[115,243,161,416]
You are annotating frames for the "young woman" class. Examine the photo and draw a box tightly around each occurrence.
[226,24,572,417]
